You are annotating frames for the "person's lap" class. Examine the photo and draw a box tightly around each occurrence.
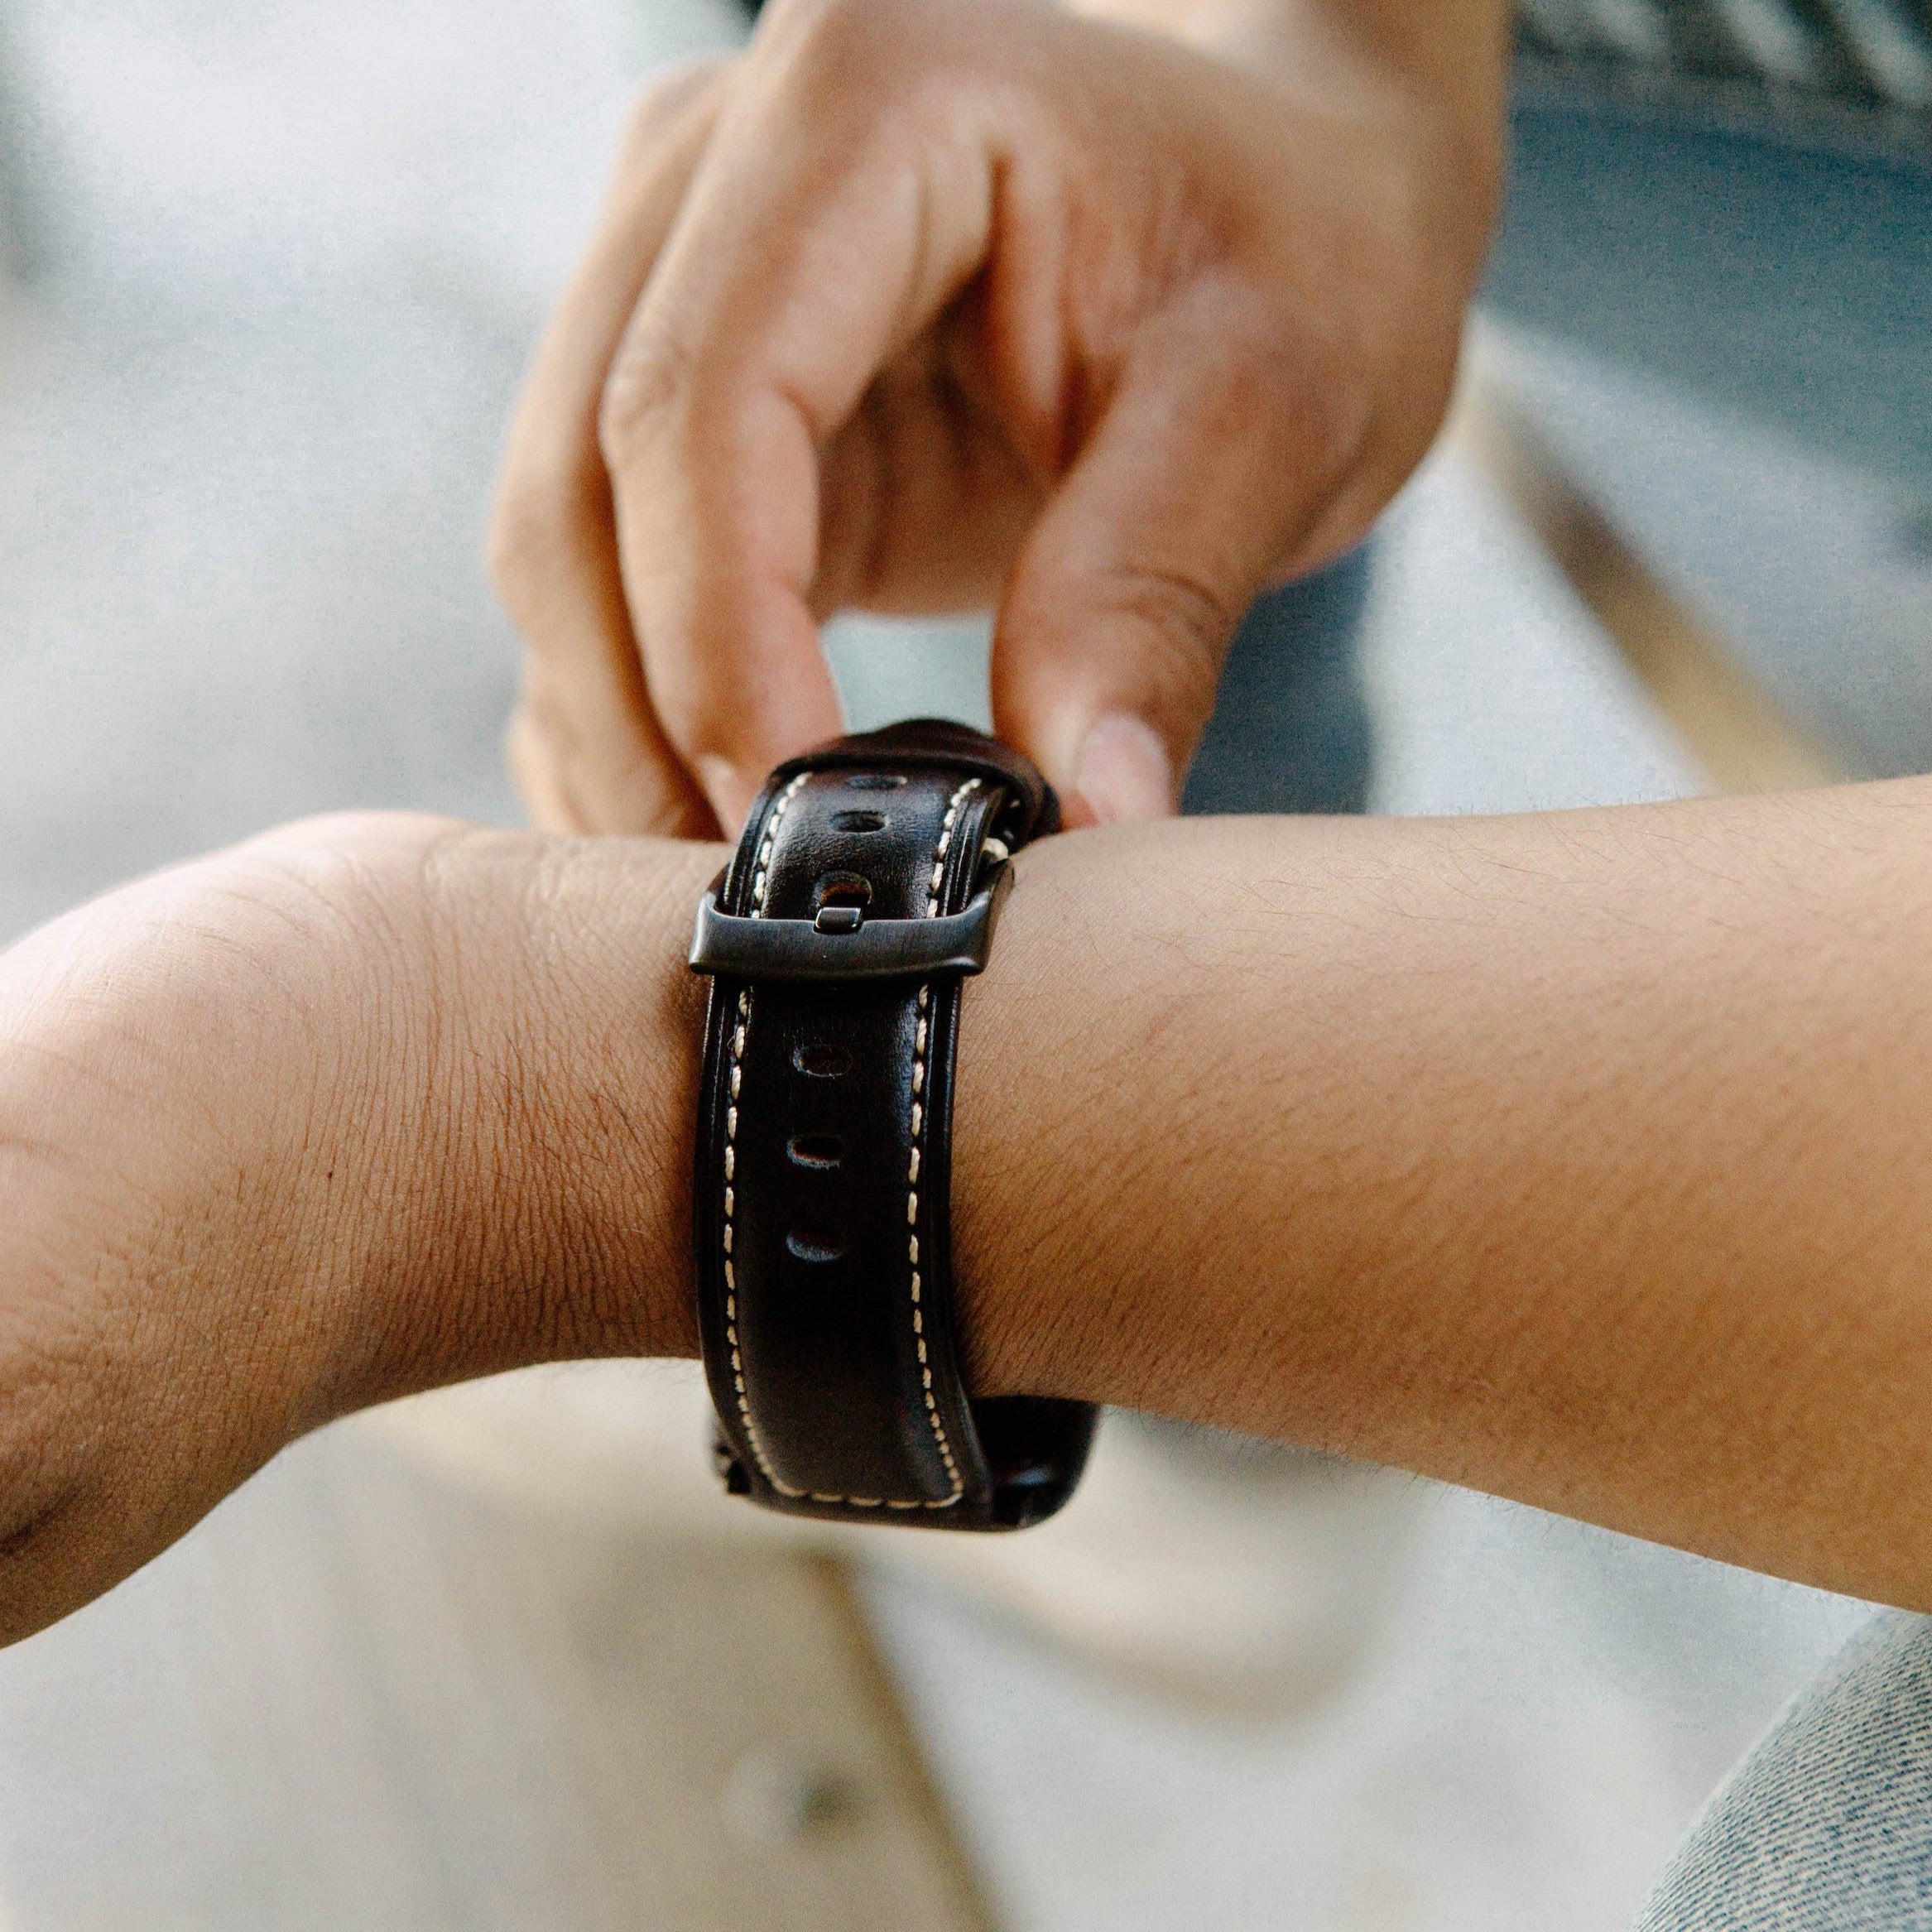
[1633,1611,1932,1930]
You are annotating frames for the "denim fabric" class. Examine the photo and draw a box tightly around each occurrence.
[1514,7,1932,136]
[1488,88,1932,497]
[1194,58,1932,828]
[1181,545,1375,818]
[1635,1612,1932,1930]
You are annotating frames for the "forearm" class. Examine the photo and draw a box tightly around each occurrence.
[0,819,713,1639]
[959,785,1932,1606]
[12,780,1932,1642]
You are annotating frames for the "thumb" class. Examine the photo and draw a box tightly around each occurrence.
[992,296,1353,825]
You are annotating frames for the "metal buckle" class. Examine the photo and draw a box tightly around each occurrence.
[689,867,1009,983]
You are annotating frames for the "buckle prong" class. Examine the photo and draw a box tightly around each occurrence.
[690,867,1009,983]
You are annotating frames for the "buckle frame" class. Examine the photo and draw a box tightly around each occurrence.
[689,865,1010,983]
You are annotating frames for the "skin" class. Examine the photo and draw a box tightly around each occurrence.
[6,784,1932,1646]
[12,0,1911,1670]
[488,0,1508,836]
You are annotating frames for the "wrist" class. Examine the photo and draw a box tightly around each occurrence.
[348,822,723,1399]
[0,816,721,1641]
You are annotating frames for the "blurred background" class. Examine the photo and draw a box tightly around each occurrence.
[0,1,1928,1927]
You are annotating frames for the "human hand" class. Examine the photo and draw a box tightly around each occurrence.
[489,0,1505,837]
[0,814,720,1642]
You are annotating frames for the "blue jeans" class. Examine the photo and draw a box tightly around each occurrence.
[1186,74,1932,817]
[1180,543,1373,817]
[1185,70,1932,1930]
[1635,1612,1932,1930]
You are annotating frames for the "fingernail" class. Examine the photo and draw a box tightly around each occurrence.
[1074,714,1173,826]
[697,756,757,836]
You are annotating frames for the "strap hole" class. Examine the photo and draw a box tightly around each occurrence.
[785,1228,845,1263]
[846,773,906,791]
[787,1133,844,1170]
[831,810,887,833]
[813,872,872,912]
[793,1042,853,1079]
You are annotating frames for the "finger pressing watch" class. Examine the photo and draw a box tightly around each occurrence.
[688,718,1096,1529]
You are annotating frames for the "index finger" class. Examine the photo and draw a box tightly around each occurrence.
[595,2,1009,829]
[490,60,730,837]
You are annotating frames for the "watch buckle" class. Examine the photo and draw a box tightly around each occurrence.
[689,865,1010,983]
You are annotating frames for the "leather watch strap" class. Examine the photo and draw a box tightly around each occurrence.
[690,718,1096,1531]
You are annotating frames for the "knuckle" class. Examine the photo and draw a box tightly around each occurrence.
[597,320,698,472]
[620,54,731,155]
[1106,560,1239,673]
[1079,560,1242,735]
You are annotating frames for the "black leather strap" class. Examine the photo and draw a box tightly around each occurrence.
[690,719,1096,1531]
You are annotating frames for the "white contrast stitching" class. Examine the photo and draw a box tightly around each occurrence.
[723,773,808,1499]
[728,771,980,1513]
[898,774,981,1510]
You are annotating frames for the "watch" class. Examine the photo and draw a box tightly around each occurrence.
[688,718,1096,1530]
